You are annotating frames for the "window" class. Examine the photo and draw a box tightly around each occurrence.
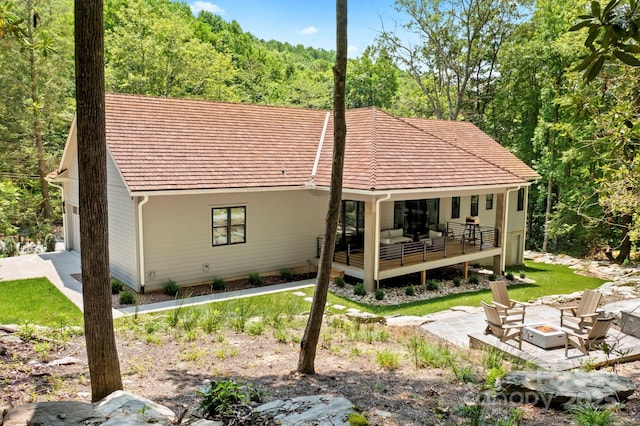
[338,200,364,247]
[470,195,479,217]
[212,206,246,246]
[393,199,440,235]
[517,188,525,211]
[451,197,460,219]
[486,194,494,210]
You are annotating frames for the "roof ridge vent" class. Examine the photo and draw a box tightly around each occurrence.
[369,108,377,190]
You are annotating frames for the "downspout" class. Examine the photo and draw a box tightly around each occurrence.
[373,193,391,288]
[501,186,522,273]
[48,181,66,250]
[137,195,149,294]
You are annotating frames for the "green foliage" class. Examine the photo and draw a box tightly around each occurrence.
[347,413,370,426]
[488,273,498,281]
[44,234,57,252]
[3,236,17,257]
[406,335,453,369]
[456,402,484,426]
[519,271,526,279]
[111,278,124,295]
[405,285,415,296]
[426,279,439,291]
[505,272,515,281]
[197,379,263,419]
[119,291,135,305]
[279,269,293,281]
[468,275,480,285]
[211,277,225,291]
[453,277,462,287]
[374,289,385,300]
[486,365,507,388]
[334,276,346,287]
[353,282,366,296]
[375,349,399,370]
[163,279,179,296]
[570,401,618,426]
[248,272,263,286]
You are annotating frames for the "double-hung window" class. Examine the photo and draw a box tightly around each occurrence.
[517,188,525,211]
[486,194,494,210]
[212,206,246,246]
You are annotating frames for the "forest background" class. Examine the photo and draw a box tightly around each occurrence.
[0,0,638,261]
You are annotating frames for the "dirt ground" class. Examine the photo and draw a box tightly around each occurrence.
[2,306,640,425]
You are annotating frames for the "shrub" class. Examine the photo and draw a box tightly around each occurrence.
[452,277,462,287]
[505,272,515,281]
[519,271,526,279]
[119,290,135,305]
[347,413,370,426]
[279,269,294,281]
[197,379,263,419]
[44,234,57,252]
[469,274,480,285]
[163,279,179,296]
[334,276,346,287]
[405,285,415,296]
[211,277,225,291]
[248,272,263,286]
[4,236,18,257]
[353,282,366,296]
[570,401,617,426]
[488,273,498,281]
[111,278,124,295]
[374,289,385,300]
[426,279,439,291]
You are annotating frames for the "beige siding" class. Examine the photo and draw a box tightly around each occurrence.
[141,190,327,291]
[106,154,137,287]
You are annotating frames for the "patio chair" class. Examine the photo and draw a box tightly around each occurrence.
[564,316,614,357]
[481,301,525,350]
[559,289,602,331]
[489,281,526,323]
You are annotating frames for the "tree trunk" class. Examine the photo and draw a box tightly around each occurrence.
[75,0,123,402]
[542,142,554,252]
[298,0,347,374]
[26,0,52,220]
[616,213,632,264]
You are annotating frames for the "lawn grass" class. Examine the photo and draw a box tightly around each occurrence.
[0,278,83,327]
[309,260,608,317]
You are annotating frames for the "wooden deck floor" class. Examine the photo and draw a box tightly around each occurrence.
[334,238,495,272]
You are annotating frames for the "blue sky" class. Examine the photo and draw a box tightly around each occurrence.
[187,1,410,57]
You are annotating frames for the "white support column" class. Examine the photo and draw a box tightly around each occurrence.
[362,200,377,292]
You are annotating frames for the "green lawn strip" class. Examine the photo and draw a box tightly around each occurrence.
[0,277,83,327]
[314,260,607,317]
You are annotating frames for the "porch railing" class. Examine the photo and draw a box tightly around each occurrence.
[318,222,498,268]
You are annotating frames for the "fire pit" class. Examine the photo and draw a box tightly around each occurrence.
[523,323,565,349]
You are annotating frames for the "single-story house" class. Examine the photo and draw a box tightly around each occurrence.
[50,93,539,292]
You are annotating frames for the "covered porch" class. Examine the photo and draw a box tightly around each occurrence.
[317,186,523,291]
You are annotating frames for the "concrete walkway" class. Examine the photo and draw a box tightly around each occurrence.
[0,248,316,318]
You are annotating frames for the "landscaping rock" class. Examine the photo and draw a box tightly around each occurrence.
[94,390,177,425]
[254,394,355,426]
[47,356,82,366]
[2,401,106,425]
[345,311,386,324]
[497,370,636,408]
[385,315,434,327]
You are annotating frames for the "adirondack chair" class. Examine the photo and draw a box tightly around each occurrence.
[559,289,602,331]
[489,281,526,323]
[481,301,525,350]
[564,316,614,357]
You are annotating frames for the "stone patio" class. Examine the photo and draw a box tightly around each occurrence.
[417,303,640,371]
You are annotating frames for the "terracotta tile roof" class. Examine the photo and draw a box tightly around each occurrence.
[103,93,538,193]
[402,117,540,182]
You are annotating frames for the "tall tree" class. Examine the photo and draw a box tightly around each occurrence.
[379,0,530,122]
[346,46,399,109]
[0,0,74,228]
[298,0,347,374]
[75,0,123,401]
[569,0,640,261]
